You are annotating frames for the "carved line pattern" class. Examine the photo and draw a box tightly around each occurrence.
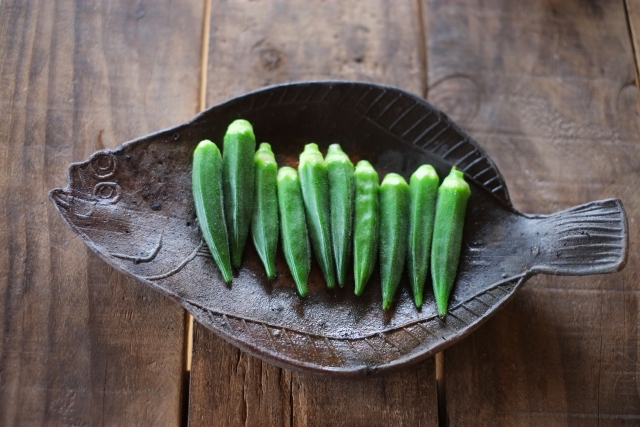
[537,200,626,270]
[111,234,163,263]
[142,240,204,280]
[301,85,319,104]
[90,152,117,178]
[238,83,510,204]
[87,153,120,210]
[185,275,524,369]
[93,182,122,204]
[290,86,304,104]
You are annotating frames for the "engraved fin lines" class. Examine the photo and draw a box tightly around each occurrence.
[329,83,509,201]
[184,275,524,368]
[538,200,626,271]
[238,82,510,203]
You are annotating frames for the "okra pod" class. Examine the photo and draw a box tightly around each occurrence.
[298,143,336,288]
[192,140,233,283]
[326,144,355,287]
[251,143,278,279]
[408,165,439,308]
[353,160,380,296]
[379,173,410,310]
[222,119,256,268]
[277,167,311,297]
[431,167,470,319]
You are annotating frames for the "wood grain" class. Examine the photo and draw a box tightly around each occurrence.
[3,0,639,424]
[422,0,640,425]
[188,1,437,426]
[0,1,201,425]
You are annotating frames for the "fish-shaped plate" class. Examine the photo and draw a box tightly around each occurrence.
[50,81,628,378]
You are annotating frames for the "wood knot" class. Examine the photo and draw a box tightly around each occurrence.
[260,48,284,71]
[428,75,480,126]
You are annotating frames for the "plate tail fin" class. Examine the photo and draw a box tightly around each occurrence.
[531,198,628,276]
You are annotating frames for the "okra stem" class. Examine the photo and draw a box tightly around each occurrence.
[251,143,279,279]
[326,144,355,287]
[298,143,336,288]
[431,167,470,319]
[379,173,410,310]
[353,161,380,296]
[223,119,256,269]
[192,140,233,283]
[277,167,311,297]
[408,165,439,308]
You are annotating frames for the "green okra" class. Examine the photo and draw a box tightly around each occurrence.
[408,165,439,308]
[431,167,471,319]
[379,173,410,310]
[251,143,278,279]
[222,119,256,269]
[298,143,336,288]
[353,160,380,296]
[326,144,355,287]
[277,167,311,297]
[192,140,233,283]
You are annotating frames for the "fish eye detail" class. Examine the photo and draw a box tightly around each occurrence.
[91,152,117,178]
[93,182,122,204]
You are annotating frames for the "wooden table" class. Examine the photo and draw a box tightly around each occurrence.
[2,1,639,425]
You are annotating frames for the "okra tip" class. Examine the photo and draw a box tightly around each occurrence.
[436,292,450,319]
[221,271,233,284]
[265,268,276,280]
[414,294,423,309]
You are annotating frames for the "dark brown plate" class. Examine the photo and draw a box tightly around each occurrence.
[49,81,628,378]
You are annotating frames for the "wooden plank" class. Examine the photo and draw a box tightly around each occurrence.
[188,1,437,426]
[422,0,640,425]
[0,1,202,425]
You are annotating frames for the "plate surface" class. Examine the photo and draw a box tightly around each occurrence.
[50,81,628,377]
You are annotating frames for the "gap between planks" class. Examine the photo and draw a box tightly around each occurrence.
[183,0,211,426]
[186,0,211,374]
[415,0,447,424]
[416,0,429,99]
[436,351,448,427]
[624,0,640,92]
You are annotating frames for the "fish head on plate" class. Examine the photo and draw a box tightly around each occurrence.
[50,81,628,377]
